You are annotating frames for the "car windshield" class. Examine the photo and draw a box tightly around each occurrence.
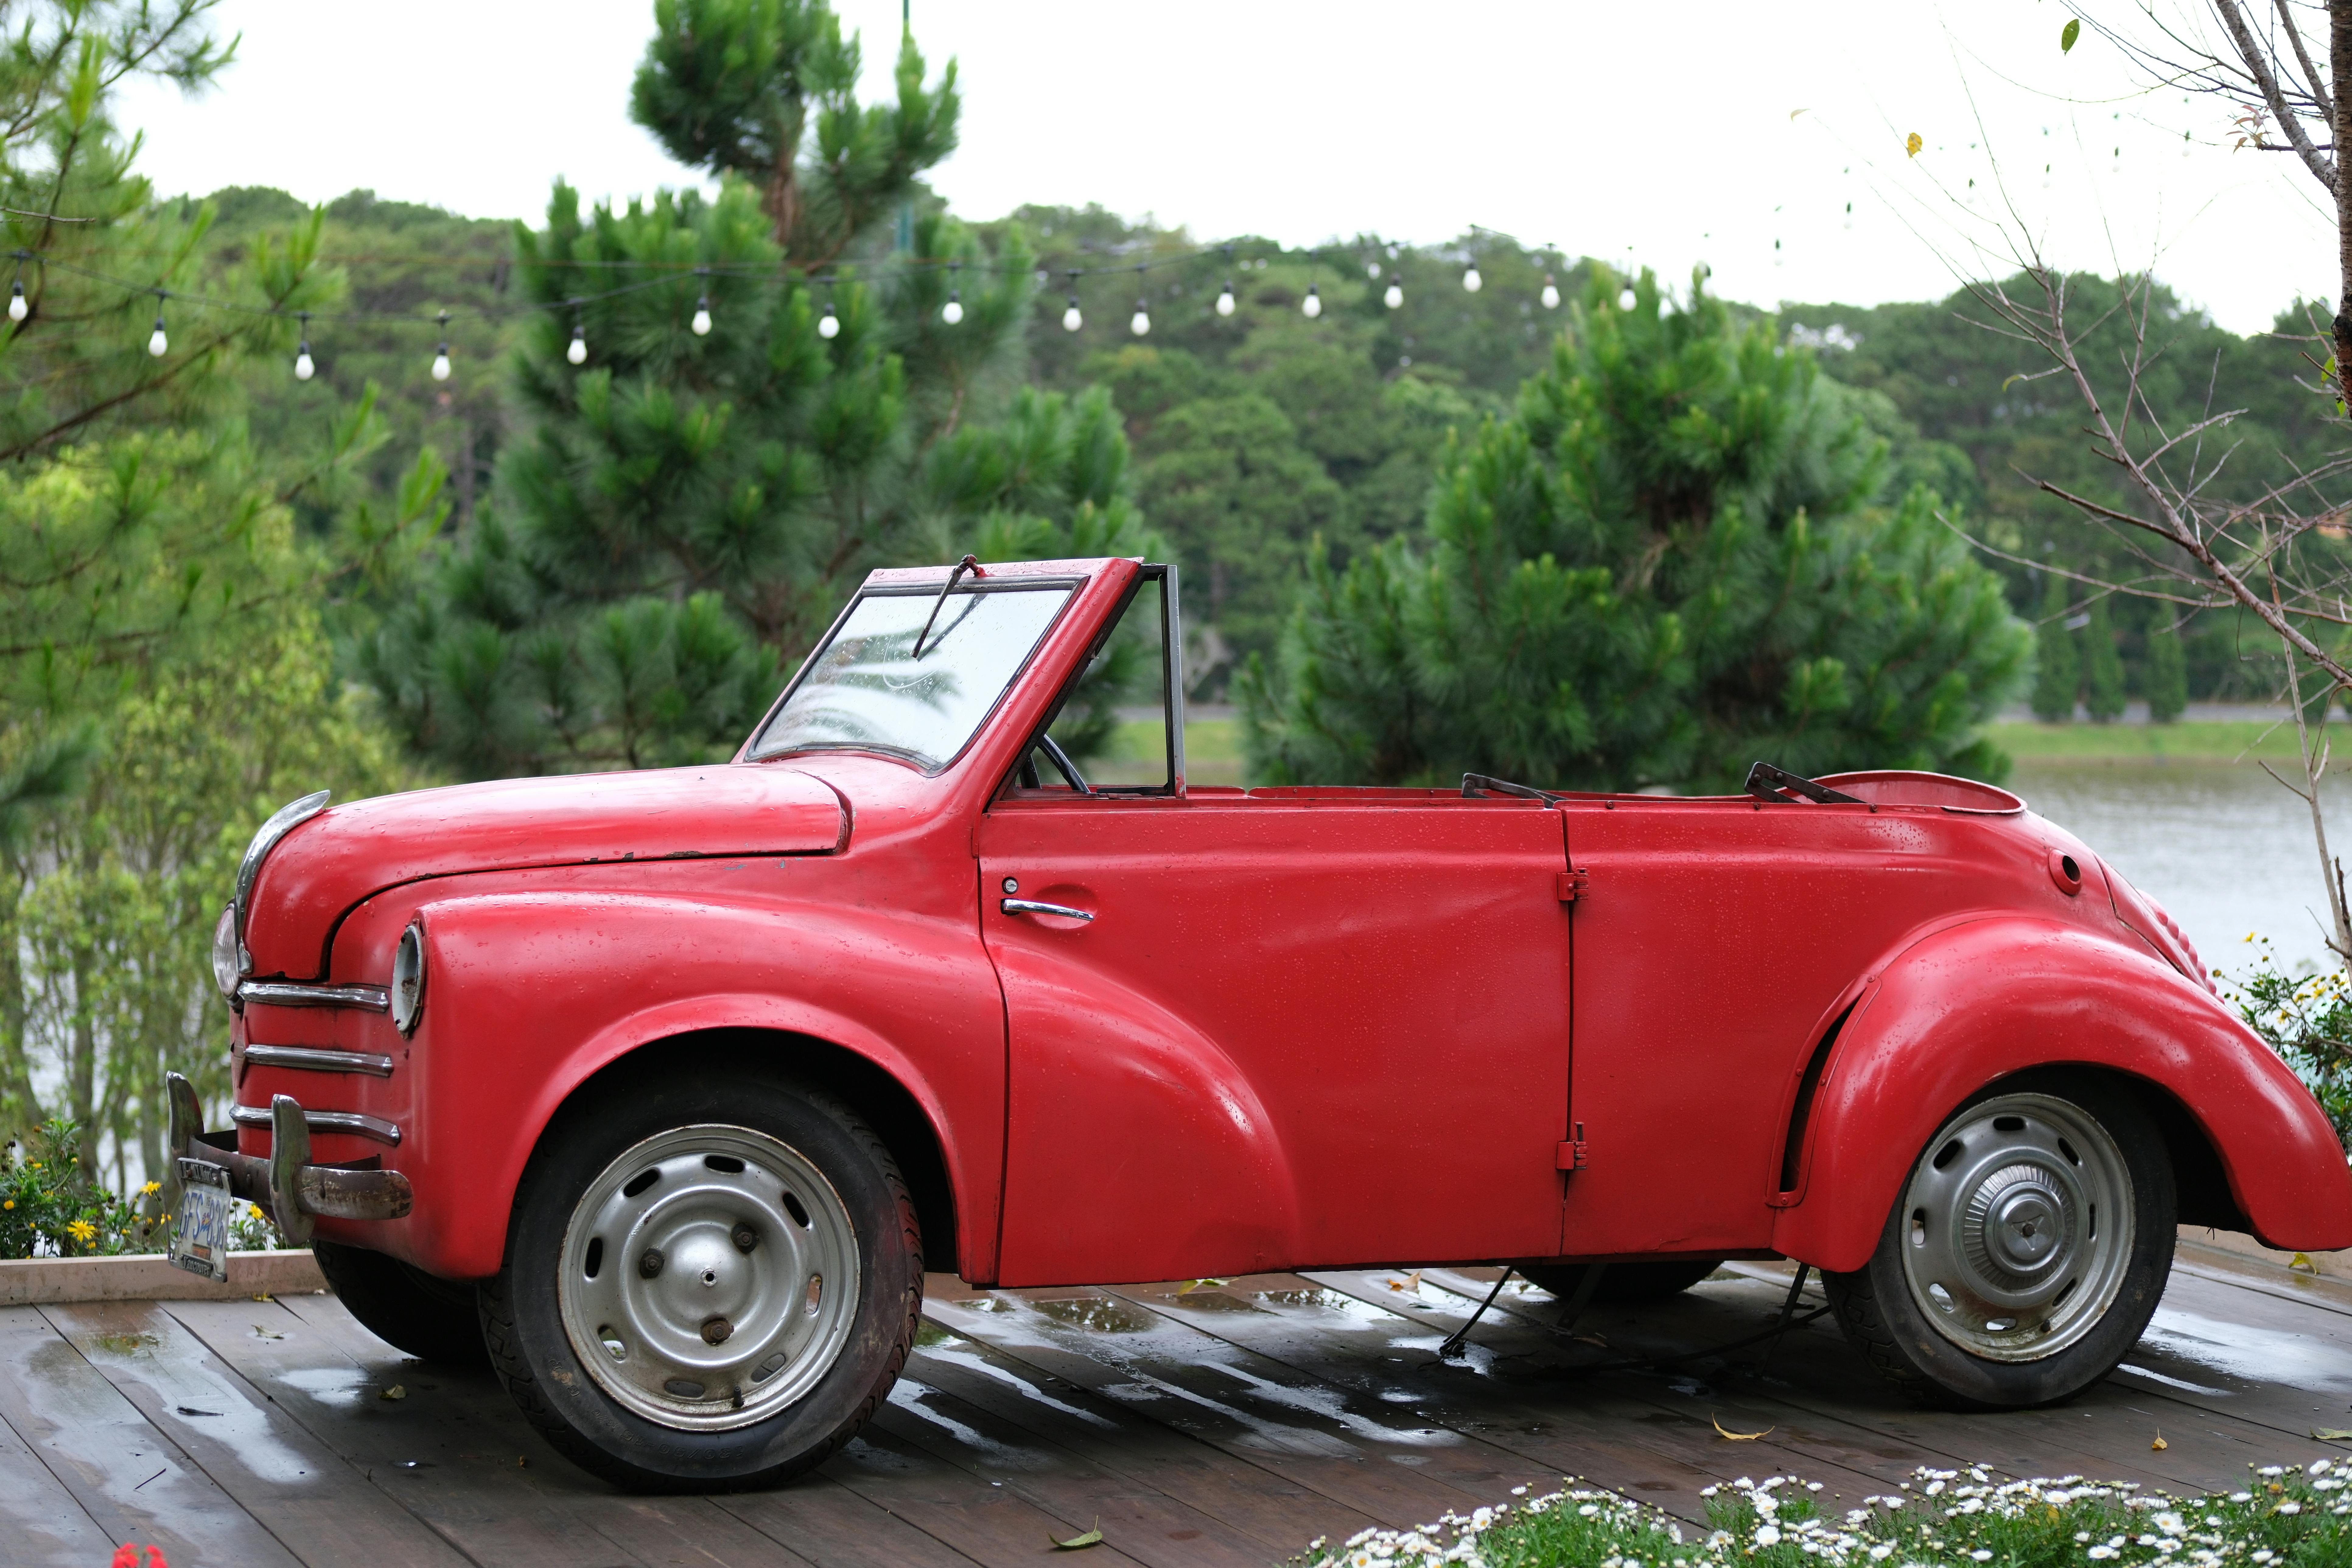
[748,584,1072,771]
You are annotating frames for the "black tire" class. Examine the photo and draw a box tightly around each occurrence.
[479,1074,922,1492]
[1519,1258,1724,1304]
[312,1238,486,1366]
[1824,1070,2174,1409]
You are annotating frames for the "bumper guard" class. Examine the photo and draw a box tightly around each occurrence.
[165,1072,412,1245]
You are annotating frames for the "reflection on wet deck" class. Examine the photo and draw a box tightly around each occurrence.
[2,1242,2347,1566]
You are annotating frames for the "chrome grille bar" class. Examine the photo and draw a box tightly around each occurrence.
[231,1103,401,1146]
[243,1044,394,1078]
[240,981,389,1012]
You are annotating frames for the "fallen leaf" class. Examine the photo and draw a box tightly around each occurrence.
[2313,1428,2352,1441]
[1789,108,1809,121]
[1177,1278,1231,1296]
[380,1385,407,1402]
[1385,1270,1423,1293]
[1713,1416,1774,1441]
[1051,1519,1103,1550]
[251,1325,282,1340]
[2291,1253,2319,1274]
[1905,132,1924,158]
[2060,17,2080,53]
[2151,1432,2168,1451]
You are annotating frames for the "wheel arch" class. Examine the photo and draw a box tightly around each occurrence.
[1770,915,2352,1272]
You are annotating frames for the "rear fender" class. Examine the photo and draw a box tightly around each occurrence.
[1772,915,2352,1272]
[329,892,1005,1282]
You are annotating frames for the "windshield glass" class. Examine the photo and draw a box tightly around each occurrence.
[749,585,1072,770]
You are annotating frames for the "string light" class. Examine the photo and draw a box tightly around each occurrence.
[818,281,840,339]
[431,310,451,381]
[1618,286,1637,311]
[691,266,711,335]
[1215,278,1235,317]
[146,291,166,357]
[293,311,313,380]
[7,250,24,323]
[1366,261,1381,278]
[1539,274,1560,310]
[1462,262,1482,293]
[1062,269,1081,332]
[1129,265,1150,335]
[1383,278,1403,310]
[1301,282,1321,319]
[941,260,962,325]
[566,301,587,364]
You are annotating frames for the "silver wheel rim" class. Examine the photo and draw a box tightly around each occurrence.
[1899,1092,2132,1363]
[557,1123,860,1430]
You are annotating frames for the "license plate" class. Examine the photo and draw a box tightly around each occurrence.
[169,1158,234,1283]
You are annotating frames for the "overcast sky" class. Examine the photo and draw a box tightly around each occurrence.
[110,1,2329,336]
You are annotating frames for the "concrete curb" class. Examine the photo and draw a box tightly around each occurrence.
[0,1250,324,1306]
[2177,1224,2350,1282]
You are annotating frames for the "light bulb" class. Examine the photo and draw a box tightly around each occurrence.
[1539,275,1560,310]
[1462,264,1482,293]
[147,317,167,357]
[431,347,451,381]
[1301,284,1321,319]
[6,282,23,323]
[1618,287,1637,311]
[294,344,313,380]
[1216,280,1236,317]
[1130,301,1150,336]
[1367,261,1381,278]
[1062,297,1083,332]
[818,303,840,339]
[566,325,587,364]
[941,294,962,325]
[1383,281,1403,310]
[691,296,712,336]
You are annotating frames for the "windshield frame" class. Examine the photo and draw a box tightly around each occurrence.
[742,574,1087,775]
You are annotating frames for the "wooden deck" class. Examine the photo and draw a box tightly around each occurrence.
[3,1246,2348,1568]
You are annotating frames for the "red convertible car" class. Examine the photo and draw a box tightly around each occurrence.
[168,554,2352,1491]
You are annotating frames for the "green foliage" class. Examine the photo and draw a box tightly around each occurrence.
[2084,593,2127,721]
[631,0,957,263]
[1300,1464,2352,1568]
[2227,942,2352,1152]
[2031,571,2080,722]
[0,1118,163,1257]
[1240,269,2028,791]
[2145,617,2189,722]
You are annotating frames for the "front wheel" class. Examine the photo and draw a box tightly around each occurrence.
[479,1075,922,1491]
[1825,1072,2173,1409]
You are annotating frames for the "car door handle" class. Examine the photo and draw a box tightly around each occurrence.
[1001,898,1094,922]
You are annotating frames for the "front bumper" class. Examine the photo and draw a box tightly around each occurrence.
[166,1072,411,1244]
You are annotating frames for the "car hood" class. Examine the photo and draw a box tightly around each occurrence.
[241,764,846,980]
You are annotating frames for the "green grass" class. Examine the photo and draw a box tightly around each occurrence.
[1988,719,2315,764]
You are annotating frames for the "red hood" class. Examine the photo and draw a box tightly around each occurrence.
[242,764,845,980]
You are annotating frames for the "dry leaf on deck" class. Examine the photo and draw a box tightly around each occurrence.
[1051,1519,1103,1550]
[2291,1253,2319,1274]
[2151,1433,2168,1451]
[1388,1270,1424,1293]
[1177,1279,1231,1296]
[2313,1428,2352,1441]
[1713,1416,1773,1441]
[380,1385,407,1401]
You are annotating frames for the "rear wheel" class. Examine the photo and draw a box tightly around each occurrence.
[479,1075,921,1491]
[1519,1258,1724,1304]
[312,1239,485,1365]
[1825,1073,2173,1408]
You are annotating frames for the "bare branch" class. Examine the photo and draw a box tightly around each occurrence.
[2216,0,2338,185]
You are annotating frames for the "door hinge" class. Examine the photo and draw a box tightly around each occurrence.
[1556,868,1591,902]
[1555,1123,1589,1171]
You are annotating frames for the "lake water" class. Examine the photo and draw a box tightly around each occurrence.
[2012,760,2346,981]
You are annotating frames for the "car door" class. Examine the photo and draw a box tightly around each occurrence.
[978,789,1576,1286]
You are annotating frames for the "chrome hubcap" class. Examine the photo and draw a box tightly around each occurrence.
[558,1124,859,1430]
[1899,1092,2131,1363]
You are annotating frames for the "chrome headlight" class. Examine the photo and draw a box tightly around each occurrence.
[390,921,426,1036]
[211,903,241,1002]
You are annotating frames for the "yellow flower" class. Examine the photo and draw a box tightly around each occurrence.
[140,1181,160,1196]
[2,1199,12,1210]
[65,1219,96,1243]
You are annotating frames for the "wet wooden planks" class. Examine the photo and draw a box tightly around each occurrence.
[0,1254,2343,1567]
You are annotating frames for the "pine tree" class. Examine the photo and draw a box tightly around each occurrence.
[2145,616,2188,723]
[2084,594,2127,722]
[2031,571,2080,723]
[363,0,1102,779]
[1237,271,2029,790]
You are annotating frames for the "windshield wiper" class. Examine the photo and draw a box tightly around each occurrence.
[912,554,984,659]
[1744,761,1863,805]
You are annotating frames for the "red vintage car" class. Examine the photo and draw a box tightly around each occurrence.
[167,554,2352,1491]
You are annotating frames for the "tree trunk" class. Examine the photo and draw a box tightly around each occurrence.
[2334,0,2352,390]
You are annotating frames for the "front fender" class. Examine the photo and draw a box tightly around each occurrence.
[1772,915,2352,1273]
[336,891,1005,1281]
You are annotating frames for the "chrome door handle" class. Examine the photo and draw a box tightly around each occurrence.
[1001,898,1094,922]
